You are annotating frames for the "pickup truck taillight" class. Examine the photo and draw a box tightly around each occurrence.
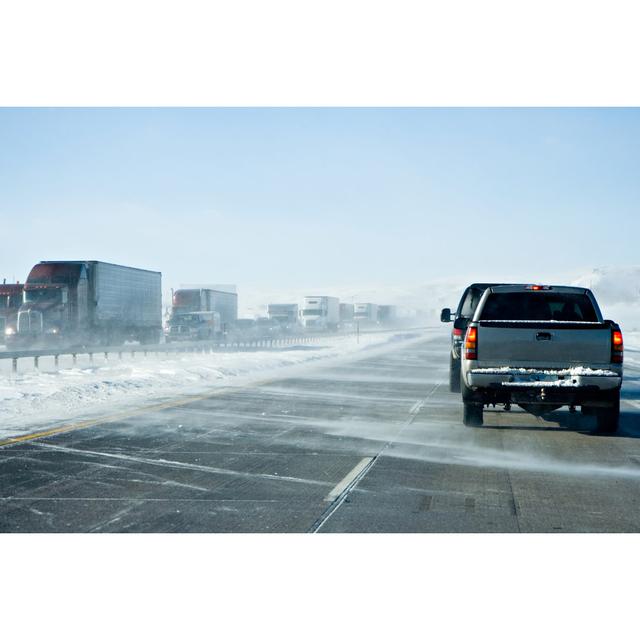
[464,326,478,360]
[612,329,624,364]
[453,328,464,339]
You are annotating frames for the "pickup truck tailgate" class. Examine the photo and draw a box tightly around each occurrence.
[477,321,612,366]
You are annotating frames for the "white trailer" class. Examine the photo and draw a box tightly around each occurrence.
[354,303,378,323]
[339,303,355,322]
[300,296,340,330]
[268,303,299,325]
[378,305,398,324]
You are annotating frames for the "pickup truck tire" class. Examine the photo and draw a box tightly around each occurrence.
[596,394,620,434]
[449,355,461,393]
[463,401,483,427]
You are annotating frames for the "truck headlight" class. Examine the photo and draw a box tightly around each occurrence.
[4,327,15,336]
[45,328,60,335]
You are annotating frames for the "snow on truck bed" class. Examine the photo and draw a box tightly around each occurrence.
[471,366,619,376]
[0,330,428,441]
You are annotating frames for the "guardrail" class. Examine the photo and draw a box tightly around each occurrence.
[0,326,430,375]
[0,334,328,374]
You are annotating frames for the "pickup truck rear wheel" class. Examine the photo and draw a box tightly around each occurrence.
[463,401,483,427]
[596,394,620,434]
[449,355,461,393]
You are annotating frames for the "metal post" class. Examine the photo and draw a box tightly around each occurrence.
[12,358,17,374]
[34,356,39,370]
[104,352,108,361]
[54,354,59,368]
[72,353,77,366]
[357,321,360,344]
[89,352,94,363]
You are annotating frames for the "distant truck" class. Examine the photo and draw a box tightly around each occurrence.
[0,283,24,343]
[378,305,398,325]
[354,303,378,324]
[300,296,340,331]
[10,261,162,348]
[166,311,221,342]
[256,317,282,336]
[339,303,355,323]
[268,304,299,327]
[171,288,237,326]
[166,288,237,341]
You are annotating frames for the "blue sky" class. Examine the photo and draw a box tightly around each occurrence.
[1,108,639,296]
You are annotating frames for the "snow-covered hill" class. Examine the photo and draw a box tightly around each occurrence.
[571,266,640,331]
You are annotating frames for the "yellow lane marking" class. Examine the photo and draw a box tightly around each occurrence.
[0,332,432,449]
[0,380,275,448]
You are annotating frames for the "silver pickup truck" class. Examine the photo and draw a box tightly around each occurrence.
[460,285,623,432]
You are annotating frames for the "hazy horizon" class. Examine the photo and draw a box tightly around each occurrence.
[2,108,639,299]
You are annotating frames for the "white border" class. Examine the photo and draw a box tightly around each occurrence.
[1,0,639,105]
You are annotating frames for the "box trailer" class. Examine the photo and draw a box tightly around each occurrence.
[12,261,162,347]
[268,303,299,326]
[168,288,238,340]
[378,305,398,324]
[300,296,340,331]
[354,303,379,323]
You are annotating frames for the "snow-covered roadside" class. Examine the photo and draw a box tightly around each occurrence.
[0,329,434,440]
[623,330,640,370]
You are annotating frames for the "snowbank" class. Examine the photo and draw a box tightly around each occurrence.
[0,330,430,440]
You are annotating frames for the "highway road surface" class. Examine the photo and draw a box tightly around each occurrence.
[2,329,640,533]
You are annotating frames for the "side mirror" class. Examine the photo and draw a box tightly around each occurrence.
[440,308,452,323]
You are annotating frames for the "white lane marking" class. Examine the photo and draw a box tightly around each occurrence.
[324,457,374,502]
[624,399,640,411]
[35,442,330,487]
[409,400,423,415]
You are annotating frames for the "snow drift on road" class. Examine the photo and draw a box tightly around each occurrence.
[0,330,433,440]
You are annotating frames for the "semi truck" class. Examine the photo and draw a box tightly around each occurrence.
[165,311,221,342]
[378,305,398,325]
[300,296,340,331]
[0,283,24,344]
[339,303,355,323]
[268,304,299,326]
[166,288,238,341]
[10,261,162,348]
[354,303,379,324]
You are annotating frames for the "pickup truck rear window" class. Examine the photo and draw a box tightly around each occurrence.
[480,292,598,322]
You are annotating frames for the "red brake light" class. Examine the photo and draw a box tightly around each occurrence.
[526,285,550,291]
[464,326,478,360]
[453,328,464,337]
[612,329,623,364]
